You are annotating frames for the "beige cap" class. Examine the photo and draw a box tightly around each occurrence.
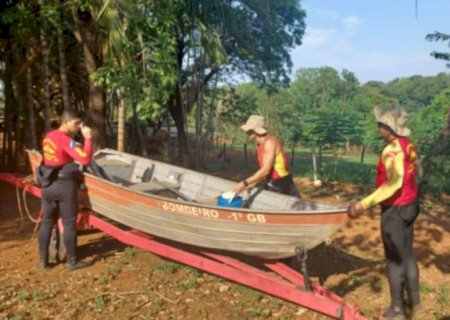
[240,115,268,135]
[374,105,411,137]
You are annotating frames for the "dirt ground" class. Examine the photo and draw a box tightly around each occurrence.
[0,159,449,320]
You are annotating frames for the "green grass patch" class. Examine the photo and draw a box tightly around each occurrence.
[420,283,435,293]
[15,290,29,302]
[247,308,270,318]
[154,262,180,274]
[31,290,44,301]
[233,284,264,301]
[437,285,449,304]
[177,268,201,290]
[93,293,107,313]
[123,246,140,259]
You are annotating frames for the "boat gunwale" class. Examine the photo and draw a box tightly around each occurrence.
[85,172,347,216]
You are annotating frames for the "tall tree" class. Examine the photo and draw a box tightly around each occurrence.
[71,2,107,148]
[170,0,306,165]
[426,31,450,68]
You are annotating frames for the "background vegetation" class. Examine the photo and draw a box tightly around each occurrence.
[0,0,449,195]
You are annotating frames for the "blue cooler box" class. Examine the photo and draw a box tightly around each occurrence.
[217,195,243,208]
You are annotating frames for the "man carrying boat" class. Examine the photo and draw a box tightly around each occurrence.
[37,109,93,271]
[348,105,420,320]
[233,115,300,197]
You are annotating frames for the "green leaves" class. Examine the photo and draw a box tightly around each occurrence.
[426,31,450,68]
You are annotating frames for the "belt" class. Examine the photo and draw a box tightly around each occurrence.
[57,171,80,180]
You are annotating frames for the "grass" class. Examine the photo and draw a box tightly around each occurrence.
[176,277,198,290]
[420,283,435,293]
[31,290,44,301]
[123,246,140,259]
[420,283,450,305]
[152,299,163,312]
[233,284,264,301]
[437,285,449,304]
[350,275,361,287]
[247,308,271,318]
[93,293,107,313]
[107,265,122,278]
[15,290,29,302]
[154,262,179,274]
[96,265,123,285]
[290,152,377,187]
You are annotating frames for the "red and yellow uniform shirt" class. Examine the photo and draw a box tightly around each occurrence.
[257,135,290,180]
[42,130,92,167]
[361,137,418,208]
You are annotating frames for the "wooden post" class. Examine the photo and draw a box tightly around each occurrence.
[312,146,318,181]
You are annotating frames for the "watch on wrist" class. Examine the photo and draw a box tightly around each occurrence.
[243,179,249,187]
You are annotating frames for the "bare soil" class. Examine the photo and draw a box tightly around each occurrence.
[0,155,449,320]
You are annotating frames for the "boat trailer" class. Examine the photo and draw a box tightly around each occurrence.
[0,173,367,320]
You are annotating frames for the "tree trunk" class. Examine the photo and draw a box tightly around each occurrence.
[117,87,126,152]
[40,31,52,133]
[72,6,106,149]
[131,102,148,157]
[200,73,220,168]
[2,52,15,171]
[26,68,39,150]
[168,83,191,165]
[57,10,71,110]
[360,145,366,164]
[194,87,203,169]
[15,114,24,171]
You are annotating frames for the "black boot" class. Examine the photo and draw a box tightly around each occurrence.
[39,253,48,270]
[383,304,406,320]
[66,255,92,271]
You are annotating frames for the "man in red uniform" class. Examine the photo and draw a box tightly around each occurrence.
[38,109,93,271]
[348,105,420,320]
[233,115,299,197]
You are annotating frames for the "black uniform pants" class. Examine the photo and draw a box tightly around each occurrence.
[39,179,78,258]
[267,175,301,198]
[381,198,420,307]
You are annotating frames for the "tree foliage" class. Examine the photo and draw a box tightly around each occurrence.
[426,31,450,68]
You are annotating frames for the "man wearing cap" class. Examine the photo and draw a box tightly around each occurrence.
[233,115,300,197]
[348,105,420,320]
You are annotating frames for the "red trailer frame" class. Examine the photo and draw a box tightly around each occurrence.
[0,173,367,320]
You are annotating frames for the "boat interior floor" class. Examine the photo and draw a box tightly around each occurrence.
[128,181,197,202]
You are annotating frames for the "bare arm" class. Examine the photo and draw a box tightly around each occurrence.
[233,139,277,194]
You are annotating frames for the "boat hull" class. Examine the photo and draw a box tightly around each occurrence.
[27,149,348,259]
